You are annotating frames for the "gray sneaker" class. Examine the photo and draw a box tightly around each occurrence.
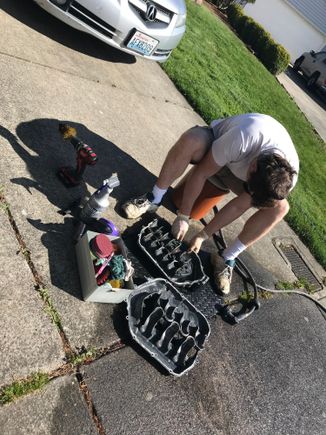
[122,193,158,219]
[211,253,235,295]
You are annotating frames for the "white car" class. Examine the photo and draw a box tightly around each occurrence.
[33,0,186,62]
[293,50,326,92]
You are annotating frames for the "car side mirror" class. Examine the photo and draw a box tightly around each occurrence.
[310,50,316,57]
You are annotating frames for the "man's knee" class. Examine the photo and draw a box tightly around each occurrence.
[176,126,212,163]
[275,199,290,219]
[178,128,198,149]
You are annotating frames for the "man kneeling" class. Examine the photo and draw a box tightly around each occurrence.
[122,113,299,294]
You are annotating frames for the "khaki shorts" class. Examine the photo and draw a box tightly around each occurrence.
[209,167,245,196]
[192,125,245,197]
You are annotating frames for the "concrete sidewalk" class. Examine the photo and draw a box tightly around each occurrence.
[278,68,326,142]
[0,2,325,434]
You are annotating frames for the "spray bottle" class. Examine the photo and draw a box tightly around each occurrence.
[79,173,120,223]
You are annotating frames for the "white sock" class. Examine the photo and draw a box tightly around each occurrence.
[223,238,247,261]
[151,185,167,205]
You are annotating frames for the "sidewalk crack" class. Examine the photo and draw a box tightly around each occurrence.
[0,50,192,110]
[76,372,106,435]
[0,190,73,358]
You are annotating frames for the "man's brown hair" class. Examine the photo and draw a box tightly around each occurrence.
[247,153,297,208]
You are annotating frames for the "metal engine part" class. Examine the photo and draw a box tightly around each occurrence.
[127,279,211,376]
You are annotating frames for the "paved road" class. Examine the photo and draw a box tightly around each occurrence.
[278,68,326,142]
[0,2,325,434]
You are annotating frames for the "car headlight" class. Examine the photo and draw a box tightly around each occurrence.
[175,13,186,28]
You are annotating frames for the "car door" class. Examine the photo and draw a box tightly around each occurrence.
[302,52,325,76]
[318,56,326,87]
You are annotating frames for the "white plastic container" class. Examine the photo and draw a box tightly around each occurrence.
[75,230,134,303]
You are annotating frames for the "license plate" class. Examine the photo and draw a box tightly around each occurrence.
[126,30,159,56]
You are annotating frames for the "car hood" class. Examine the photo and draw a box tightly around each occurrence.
[155,0,186,15]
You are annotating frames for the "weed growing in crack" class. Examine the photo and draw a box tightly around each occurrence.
[0,373,49,405]
[296,277,316,294]
[21,247,31,260]
[276,280,296,290]
[238,289,254,303]
[68,348,98,367]
[276,277,316,294]
[37,287,62,329]
[0,200,10,214]
[237,288,273,303]
[0,190,73,358]
[259,290,273,299]
[0,188,10,214]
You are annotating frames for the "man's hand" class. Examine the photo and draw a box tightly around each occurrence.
[188,230,209,253]
[171,214,190,240]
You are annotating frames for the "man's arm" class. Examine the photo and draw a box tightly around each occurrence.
[203,192,252,237]
[189,192,252,252]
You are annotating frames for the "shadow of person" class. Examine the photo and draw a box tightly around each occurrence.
[2,0,136,64]
[27,217,83,299]
[12,118,158,208]
[1,119,158,297]
[0,123,76,212]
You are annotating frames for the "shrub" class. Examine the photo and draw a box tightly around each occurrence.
[226,3,290,74]
[235,14,248,36]
[239,16,256,42]
[249,23,266,53]
[262,43,291,74]
[243,20,263,47]
[255,31,273,58]
[227,4,243,28]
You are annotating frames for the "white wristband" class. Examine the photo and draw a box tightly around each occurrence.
[177,213,190,223]
[198,229,209,240]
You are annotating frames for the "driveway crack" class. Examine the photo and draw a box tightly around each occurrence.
[0,190,72,357]
[0,50,99,83]
[0,50,192,110]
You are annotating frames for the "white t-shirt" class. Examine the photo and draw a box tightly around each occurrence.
[210,113,299,187]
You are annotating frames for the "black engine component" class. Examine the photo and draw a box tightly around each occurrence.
[127,279,211,376]
[138,219,208,288]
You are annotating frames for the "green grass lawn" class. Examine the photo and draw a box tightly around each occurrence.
[162,0,326,269]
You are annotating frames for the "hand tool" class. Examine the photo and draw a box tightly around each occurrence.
[57,123,98,187]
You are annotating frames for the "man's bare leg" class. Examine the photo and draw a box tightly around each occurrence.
[215,199,289,294]
[122,126,212,218]
[156,127,213,189]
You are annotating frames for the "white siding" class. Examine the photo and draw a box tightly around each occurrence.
[286,0,326,35]
[244,0,326,62]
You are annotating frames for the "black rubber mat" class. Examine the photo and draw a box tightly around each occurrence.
[123,215,222,319]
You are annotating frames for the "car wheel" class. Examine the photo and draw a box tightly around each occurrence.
[293,56,304,72]
[306,72,320,89]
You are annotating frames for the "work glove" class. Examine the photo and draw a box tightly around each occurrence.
[171,213,190,241]
[188,229,209,254]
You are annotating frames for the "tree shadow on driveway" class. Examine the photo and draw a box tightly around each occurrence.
[1,0,136,64]
[0,119,157,298]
